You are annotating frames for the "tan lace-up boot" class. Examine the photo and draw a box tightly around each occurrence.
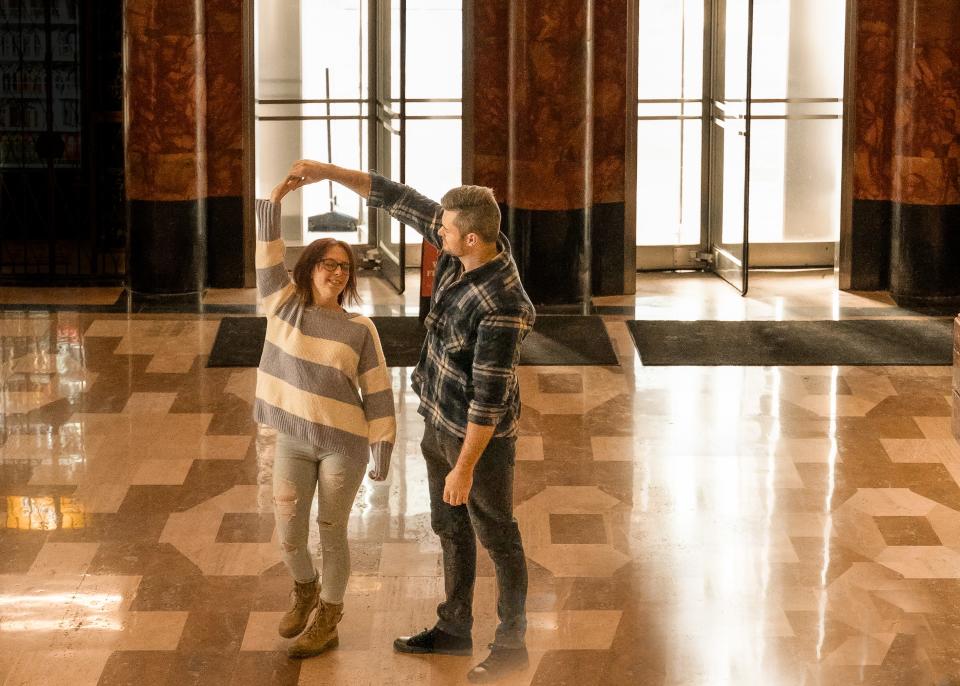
[278,577,319,638]
[287,599,343,658]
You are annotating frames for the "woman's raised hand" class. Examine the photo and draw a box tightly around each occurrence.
[269,174,304,204]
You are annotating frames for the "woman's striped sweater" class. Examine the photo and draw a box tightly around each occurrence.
[254,199,395,477]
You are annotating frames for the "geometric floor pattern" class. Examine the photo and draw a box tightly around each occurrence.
[1,273,959,685]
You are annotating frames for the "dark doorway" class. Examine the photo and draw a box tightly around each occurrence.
[0,0,125,283]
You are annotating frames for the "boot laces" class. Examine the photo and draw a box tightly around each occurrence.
[309,602,341,634]
[288,588,306,610]
[289,579,316,607]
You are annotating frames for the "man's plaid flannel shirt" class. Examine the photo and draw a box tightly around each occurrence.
[367,173,535,439]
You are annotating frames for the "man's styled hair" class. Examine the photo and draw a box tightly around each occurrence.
[440,185,501,244]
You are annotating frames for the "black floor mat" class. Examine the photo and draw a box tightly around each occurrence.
[625,319,955,366]
[208,315,619,368]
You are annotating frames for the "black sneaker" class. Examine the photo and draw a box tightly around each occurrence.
[393,626,473,656]
[466,645,529,683]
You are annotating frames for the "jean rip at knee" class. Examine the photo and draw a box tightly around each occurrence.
[273,477,299,523]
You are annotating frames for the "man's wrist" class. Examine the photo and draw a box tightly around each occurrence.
[452,460,474,474]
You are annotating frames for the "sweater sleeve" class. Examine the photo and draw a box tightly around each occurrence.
[255,199,296,316]
[356,319,396,479]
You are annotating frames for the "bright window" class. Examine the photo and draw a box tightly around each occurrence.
[254,0,462,247]
[636,0,704,246]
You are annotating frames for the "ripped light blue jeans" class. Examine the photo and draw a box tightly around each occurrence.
[272,432,366,604]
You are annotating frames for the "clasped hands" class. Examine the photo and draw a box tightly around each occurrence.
[269,160,330,204]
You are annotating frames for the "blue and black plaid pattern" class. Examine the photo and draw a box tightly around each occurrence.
[368,174,535,438]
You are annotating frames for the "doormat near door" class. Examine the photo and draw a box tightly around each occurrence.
[625,319,954,366]
[208,315,619,368]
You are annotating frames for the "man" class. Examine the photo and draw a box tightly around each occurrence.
[283,160,534,682]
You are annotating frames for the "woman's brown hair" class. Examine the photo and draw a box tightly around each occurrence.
[291,238,360,308]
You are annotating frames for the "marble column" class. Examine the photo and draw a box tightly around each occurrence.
[848,0,960,305]
[124,0,208,295]
[205,0,245,288]
[888,0,960,306]
[124,0,248,294]
[467,0,631,305]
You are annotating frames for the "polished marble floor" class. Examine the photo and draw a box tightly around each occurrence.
[0,270,958,685]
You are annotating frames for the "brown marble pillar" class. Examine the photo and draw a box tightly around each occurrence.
[467,0,630,305]
[205,0,246,288]
[125,0,208,295]
[848,0,897,291]
[849,0,960,306]
[888,0,960,306]
[124,0,247,294]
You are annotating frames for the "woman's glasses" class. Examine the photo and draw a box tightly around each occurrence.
[318,258,351,273]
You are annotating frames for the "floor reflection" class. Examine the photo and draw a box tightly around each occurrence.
[0,273,957,685]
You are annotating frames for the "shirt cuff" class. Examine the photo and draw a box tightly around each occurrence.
[366,172,389,209]
[466,402,506,427]
[367,172,407,211]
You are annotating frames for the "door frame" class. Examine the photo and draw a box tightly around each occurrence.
[703,0,753,295]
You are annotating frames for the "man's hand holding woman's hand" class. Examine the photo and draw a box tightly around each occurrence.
[287,160,329,184]
[269,175,301,204]
[269,160,329,204]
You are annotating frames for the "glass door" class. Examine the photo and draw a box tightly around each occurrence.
[374,0,464,294]
[706,0,753,295]
[635,0,704,254]
[746,0,846,263]
[637,0,845,281]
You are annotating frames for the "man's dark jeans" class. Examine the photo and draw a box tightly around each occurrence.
[421,424,528,649]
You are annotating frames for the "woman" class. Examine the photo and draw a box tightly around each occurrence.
[255,174,395,659]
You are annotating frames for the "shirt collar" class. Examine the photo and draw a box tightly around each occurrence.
[457,233,513,283]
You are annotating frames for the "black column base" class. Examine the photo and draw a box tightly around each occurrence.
[849,199,892,291]
[891,201,960,307]
[128,199,206,295]
[206,196,244,288]
[890,293,960,310]
[122,289,205,312]
[503,202,626,306]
